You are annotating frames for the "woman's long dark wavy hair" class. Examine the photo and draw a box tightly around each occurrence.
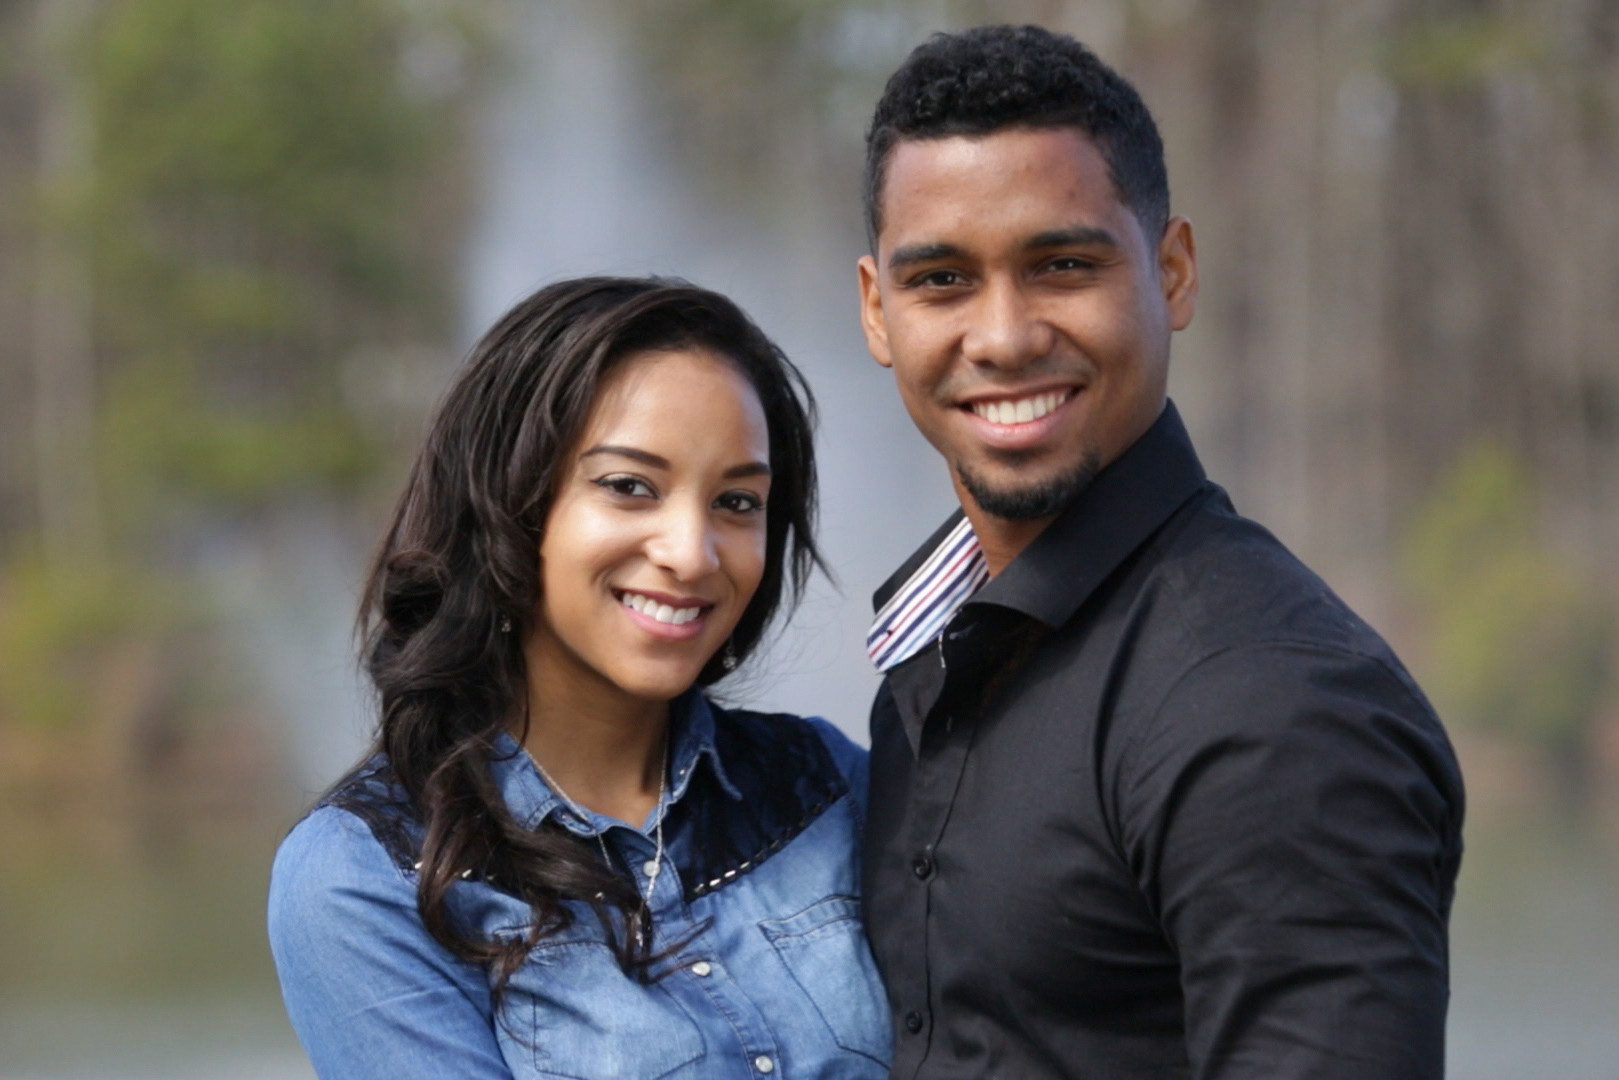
[352,276,823,994]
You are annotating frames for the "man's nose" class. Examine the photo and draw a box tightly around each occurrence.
[647,503,721,581]
[962,278,1053,369]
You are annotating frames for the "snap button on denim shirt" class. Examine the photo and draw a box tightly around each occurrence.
[268,693,892,1080]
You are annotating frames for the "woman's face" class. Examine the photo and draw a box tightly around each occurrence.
[526,347,771,709]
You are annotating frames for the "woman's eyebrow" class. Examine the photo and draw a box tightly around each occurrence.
[582,446,771,480]
[580,445,668,469]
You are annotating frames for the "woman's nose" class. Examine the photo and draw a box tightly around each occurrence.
[647,504,721,580]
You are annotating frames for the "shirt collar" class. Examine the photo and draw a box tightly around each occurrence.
[488,688,741,835]
[866,513,990,672]
[870,399,1208,659]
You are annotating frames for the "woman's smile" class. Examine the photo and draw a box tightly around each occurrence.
[614,587,714,638]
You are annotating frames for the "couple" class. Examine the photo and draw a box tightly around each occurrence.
[269,26,1464,1080]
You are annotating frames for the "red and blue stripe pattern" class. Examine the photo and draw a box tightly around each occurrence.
[866,517,990,672]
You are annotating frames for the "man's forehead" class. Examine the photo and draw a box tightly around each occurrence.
[877,128,1126,250]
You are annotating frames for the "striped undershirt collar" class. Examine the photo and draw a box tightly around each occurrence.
[866,516,990,673]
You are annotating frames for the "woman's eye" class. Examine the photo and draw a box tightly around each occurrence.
[596,474,655,498]
[716,491,765,514]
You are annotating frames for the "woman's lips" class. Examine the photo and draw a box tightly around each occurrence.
[615,589,712,641]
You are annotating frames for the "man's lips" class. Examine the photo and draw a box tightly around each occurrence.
[957,387,1079,449]
[962,387,1074,426]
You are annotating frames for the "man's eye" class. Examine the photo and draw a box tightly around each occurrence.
[596,475,655,498]
[910,269,967,288]
[716,491,765,514]
[1045,256,1098,273]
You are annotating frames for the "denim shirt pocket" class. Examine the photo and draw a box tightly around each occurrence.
[503,927,708,1080]
[758,894,892,1065]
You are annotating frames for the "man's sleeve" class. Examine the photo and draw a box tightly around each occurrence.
[1116,642,1465,1080]
[267,806,516,1080]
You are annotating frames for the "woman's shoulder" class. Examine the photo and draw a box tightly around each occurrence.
[703,703,865,787]
[269,761,422,929]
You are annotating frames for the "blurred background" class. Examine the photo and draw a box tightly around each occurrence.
[1,0,1615,1076]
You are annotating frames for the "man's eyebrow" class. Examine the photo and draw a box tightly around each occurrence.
[1027,225,1119,250]
[582,445,771,480]
[887,242,965,271]
[887,228,1118,271]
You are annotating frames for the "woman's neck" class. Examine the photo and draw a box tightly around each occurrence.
[520,673,671,828]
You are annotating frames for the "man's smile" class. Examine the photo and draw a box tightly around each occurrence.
[964,388,1075,426]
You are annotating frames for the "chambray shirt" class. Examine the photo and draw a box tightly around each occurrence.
[269,693,892,1080]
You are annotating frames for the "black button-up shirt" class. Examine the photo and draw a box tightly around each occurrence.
[863,403,1465,1080]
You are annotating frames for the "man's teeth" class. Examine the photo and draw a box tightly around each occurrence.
[620,592,703,625]
[972,390,1069,425]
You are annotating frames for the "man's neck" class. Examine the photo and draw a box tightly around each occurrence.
[952,480,1059,577]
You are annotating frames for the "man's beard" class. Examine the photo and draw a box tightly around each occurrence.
[956,449,1101,521]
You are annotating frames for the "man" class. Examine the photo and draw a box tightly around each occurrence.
[856,25,1464,1080]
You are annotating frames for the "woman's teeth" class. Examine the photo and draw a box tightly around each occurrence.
[971,389,1070,425]
[620,591,703,625]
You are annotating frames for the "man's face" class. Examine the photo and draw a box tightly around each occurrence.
[858,127,1197,523]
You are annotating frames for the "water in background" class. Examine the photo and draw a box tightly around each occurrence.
[2,4,1614,1076]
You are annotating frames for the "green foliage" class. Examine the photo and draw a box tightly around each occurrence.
[1386,12,1546,89]
[0,557,194,733]
[1401,444,1614,755]
[0,0,481,737]
[71,0,473,507]
[87,0,437,300]
[100,356,376,521]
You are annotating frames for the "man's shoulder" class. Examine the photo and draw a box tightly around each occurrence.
[1144,486,1395,660]
[1113,492,1461,809]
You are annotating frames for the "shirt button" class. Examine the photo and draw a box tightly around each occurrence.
[754,1055,775,1073]
[642,859,659,878]
[911,851,934,879]
[904,1010,924,1033]
[690,960,712,977]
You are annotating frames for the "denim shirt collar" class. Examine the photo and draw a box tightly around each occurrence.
[487,689,743,836]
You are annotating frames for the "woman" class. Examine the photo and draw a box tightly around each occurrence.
[268,277,892,1079]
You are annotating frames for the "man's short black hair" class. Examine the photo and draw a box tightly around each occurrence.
[863,24,1170,249]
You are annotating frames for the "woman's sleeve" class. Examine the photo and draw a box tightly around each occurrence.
[267,806,517,1080]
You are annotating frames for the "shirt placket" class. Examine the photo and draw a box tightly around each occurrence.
[889,614,981,1078]
[613,827,785,1080]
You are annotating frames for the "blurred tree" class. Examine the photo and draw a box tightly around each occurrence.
[1402,443,1615,810]
[82,0,471,522]
[0,0,482,786]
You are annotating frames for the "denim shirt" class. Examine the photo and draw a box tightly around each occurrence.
[268,693,892,1080]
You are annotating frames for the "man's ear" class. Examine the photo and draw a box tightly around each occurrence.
[1158,216,1198,332]
[857,254,893,368]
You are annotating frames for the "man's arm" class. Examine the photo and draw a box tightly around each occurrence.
[1117,642,1464,1079]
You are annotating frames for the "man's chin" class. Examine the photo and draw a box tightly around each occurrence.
[957,452,1101,521]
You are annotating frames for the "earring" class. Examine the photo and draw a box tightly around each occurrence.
[499,615,512,634]
[721,641,738,672]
